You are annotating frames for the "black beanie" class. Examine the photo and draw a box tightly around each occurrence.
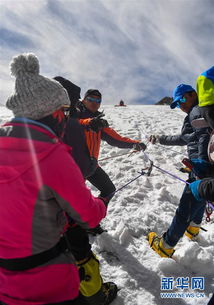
[84,89,102,99]
[54,76,81,107]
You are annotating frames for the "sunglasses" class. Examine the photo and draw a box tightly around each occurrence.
[86,97,101,104]
[176,97,187,108]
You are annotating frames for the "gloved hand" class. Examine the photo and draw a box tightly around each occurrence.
[98,191,115,207]
[99,196,110,207]
[133,142,147,151]
[189,158,212,178]
[148,135,160,144]
[65,225,91,261]
[89,114,109,132]
[189,180,202,201]
[179,167,192,173]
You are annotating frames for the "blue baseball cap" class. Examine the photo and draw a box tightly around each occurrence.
[170,84,195,109]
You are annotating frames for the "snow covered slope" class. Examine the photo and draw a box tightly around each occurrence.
[93,105,214,305]
[0,105,213,305]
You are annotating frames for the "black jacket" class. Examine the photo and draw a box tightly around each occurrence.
[159,105,210,161]
[198,178,214,201]
[63,117,97,178]
[38,114,97,179]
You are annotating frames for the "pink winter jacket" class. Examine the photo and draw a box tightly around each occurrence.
[0,120,106,305]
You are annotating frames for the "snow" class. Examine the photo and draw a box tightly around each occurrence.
[0,105,213,305]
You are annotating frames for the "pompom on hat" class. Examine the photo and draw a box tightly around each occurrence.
[6,53,70,120]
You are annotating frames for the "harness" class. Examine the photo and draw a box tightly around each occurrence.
[0,236,70,271]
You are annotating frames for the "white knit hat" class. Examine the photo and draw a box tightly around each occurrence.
[6,53,70,120]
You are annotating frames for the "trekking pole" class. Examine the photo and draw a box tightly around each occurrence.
[108,162,153,197]
[113,172,145,194]
[114,169,148,194]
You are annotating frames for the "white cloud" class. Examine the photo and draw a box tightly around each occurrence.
[0,0,213,105]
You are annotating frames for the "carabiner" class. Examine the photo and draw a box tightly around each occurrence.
[205,205,213,222]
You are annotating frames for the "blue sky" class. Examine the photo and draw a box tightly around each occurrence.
[0,0,213,105]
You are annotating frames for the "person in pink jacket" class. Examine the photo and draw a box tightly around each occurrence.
[0,53,115,305]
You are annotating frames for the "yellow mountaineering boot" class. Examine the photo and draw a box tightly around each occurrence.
[185,223,200,240]
[77,252,118,305]
[147,232,175,258]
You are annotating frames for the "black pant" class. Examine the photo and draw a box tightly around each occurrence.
[87,166,116,198]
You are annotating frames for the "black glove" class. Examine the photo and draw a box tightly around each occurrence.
[89,114,109,133]
[99,196,110,207]
[86,224,107,236]
[64,225,91,261]
[133,142,147,151]
[148,135,159,144]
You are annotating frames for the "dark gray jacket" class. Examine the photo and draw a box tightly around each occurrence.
[159,105,210,161]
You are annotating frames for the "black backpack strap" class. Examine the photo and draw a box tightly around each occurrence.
[0,236,68,271]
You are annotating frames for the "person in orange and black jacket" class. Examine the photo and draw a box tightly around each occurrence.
[76,89,147,213]
[53,77,118,304]
[53,76,97,179]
